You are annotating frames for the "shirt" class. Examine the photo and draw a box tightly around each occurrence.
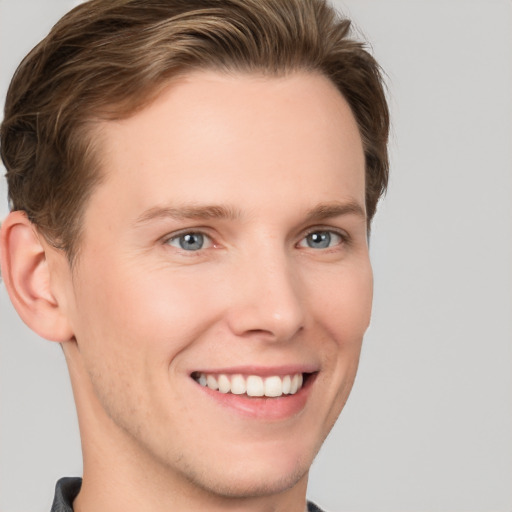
[50,477,326,511]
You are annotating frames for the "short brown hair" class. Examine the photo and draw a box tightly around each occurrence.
[1,0,389,261]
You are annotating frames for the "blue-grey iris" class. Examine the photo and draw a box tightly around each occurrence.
[306,231,331,249]
[179,233,204,251]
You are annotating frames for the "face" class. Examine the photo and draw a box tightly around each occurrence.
[59,71,372,499]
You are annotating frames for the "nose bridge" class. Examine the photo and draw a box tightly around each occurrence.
[227,241,305,341]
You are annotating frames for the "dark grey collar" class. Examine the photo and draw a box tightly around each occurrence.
[50,478,81,512]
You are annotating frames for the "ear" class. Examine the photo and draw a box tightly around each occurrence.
[0,211,74,342]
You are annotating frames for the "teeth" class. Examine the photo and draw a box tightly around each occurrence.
[264,376,282,397]
[194,372,305,397]
[290,374,300,394]
[206,374,219,390]
[218,374,231,394]
[231,374,246,395]
[246,375,264,397]
[282,375,291,394]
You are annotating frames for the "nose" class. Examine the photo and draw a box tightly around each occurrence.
[225,249,305,342]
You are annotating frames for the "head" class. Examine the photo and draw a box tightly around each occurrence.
[0,0,389,508]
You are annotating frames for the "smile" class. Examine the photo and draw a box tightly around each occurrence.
[192,372,305,398]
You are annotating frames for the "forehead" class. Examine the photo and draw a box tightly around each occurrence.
[89,71,365,223]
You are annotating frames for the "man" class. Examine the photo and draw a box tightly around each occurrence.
[0,0,389,510]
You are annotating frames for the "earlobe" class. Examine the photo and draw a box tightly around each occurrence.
[0,211,74,342]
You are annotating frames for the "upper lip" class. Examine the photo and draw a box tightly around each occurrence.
[190,364,319,377]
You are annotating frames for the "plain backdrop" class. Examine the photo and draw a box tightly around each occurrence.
[1,1,511,511]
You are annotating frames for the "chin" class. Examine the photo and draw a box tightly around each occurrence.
[183,456,311,500]
[167,433,321,502]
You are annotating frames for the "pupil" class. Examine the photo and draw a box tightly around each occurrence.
[180,233,203,251]
[308,232,330,248]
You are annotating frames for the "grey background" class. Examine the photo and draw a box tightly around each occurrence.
[1,1,511,511]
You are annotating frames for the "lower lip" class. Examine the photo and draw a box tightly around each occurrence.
[194,374,316,421]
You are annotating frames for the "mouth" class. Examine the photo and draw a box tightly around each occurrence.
[189,366,318,419]
[191,371,314,398]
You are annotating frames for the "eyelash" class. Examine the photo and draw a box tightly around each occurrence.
[162,227,349,253]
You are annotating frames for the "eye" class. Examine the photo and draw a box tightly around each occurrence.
[166,232,212,251]
[298,230,344,249]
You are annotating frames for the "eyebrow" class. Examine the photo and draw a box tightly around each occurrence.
[135,204,242,225]
[304,201,366,222]
[134,200,365,226]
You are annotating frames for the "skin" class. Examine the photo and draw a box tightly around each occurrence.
[1,71,372,512]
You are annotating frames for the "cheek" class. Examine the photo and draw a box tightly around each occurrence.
[310,261,373,343]
[71,262,221,370]
[300,262,372,446]
[66,263,213,429]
